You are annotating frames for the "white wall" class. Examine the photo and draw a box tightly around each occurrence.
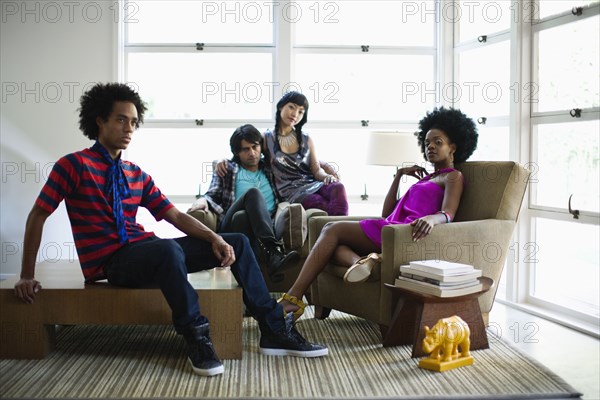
[1,1,115,274]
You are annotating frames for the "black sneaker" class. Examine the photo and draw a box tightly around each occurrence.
[184,324,224,376]
[259,313,329,358]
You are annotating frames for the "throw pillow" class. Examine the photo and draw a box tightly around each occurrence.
[274,202,307,250]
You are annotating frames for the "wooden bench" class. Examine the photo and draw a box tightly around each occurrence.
[0,261,243,360]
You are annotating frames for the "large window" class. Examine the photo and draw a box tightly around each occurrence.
[128,52,274,120]
[452,0,514,312]
[454,0,512,163]
[121,0,438,202]
[451,0,599,332]
[123,1,279,196]
[127,0,273,44]
[527,0,600,324]
[290,1,437,199]
[119,0,599,331]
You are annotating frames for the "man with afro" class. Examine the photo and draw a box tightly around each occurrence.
[14,83,328,378]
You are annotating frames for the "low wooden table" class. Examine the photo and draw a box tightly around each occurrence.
[0,261,243,360]
[383,277,493,358]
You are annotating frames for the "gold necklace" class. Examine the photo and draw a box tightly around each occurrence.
[277,133,297,148]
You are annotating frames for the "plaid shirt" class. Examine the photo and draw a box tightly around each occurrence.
[202,159,277,225]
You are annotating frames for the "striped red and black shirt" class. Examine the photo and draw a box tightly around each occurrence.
[36,144,174,282]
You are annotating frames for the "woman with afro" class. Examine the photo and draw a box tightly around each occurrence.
[277,107,479,320]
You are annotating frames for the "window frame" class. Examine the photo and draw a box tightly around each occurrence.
[515,0,600,334]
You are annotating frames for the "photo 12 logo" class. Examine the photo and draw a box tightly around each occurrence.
[400,1,539,24]
[1,162,55,184]
[1,1,140,24]
[2,241,77,263]
[199,1,340,24]
[201,81,340,104]
[1,82,140,104]
[400,81,539,105]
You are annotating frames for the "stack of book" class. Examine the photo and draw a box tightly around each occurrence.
[395,260,483,297]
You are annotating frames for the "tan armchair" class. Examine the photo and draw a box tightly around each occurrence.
[189,203,326,292]
[308,161,530,338]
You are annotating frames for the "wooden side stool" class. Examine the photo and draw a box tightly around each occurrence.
[383,277,493,357]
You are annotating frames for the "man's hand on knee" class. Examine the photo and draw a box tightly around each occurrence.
[212,237,236,267]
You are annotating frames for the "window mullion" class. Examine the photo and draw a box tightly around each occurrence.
[531,108,600,122]
[275,0,292,115]
[533,2,600,31]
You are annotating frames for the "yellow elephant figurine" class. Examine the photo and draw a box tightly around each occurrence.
[418,315,474,372]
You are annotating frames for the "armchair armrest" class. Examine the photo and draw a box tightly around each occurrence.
[305,208,327,219]
[379,219,516,315]
[187,209,218,232]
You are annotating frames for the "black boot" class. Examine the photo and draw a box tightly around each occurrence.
[259,239,300,280]
[258,313,328,358]
[183,323,224,376]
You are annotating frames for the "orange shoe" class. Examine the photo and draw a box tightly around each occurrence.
[343,253,382,283]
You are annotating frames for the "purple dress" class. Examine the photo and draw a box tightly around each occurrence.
[359,168,457,247]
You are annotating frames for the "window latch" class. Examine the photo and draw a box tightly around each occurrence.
[196,43,204,51]
[361,45,369,52]
[477,117,487,125]
[569,108,582,118]
[361,120,369,127]
[571,7,583,16]
[195,119,204,126]
[568,194,580,219]
[478,35,487,43]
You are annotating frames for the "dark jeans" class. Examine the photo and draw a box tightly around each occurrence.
[103,233,285,335]
[219,188,277,257]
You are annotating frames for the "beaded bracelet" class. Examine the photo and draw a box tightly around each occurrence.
[437,210,452,223]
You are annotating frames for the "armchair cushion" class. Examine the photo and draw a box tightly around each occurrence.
[455,161,529,221]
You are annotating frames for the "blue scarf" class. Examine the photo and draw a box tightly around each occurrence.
[93,141,131,244]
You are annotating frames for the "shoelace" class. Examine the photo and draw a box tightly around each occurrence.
[191,338,219,362]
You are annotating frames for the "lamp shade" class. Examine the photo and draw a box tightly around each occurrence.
[366,131,423,167]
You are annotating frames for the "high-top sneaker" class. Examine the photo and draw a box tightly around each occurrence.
[258,313,329,357]
[183,323,224,376]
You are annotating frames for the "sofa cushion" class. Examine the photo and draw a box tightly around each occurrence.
[274,202,306,250]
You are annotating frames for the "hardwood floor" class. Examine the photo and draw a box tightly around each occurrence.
[489,302,599,399]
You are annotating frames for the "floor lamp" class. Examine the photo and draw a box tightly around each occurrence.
[363,131,423,200]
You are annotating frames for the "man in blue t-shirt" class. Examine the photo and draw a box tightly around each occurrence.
[189,124,298,281]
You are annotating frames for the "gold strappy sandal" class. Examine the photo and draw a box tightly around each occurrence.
[277,293,306,321]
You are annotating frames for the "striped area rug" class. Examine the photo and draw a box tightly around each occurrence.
[0,308,581,399]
